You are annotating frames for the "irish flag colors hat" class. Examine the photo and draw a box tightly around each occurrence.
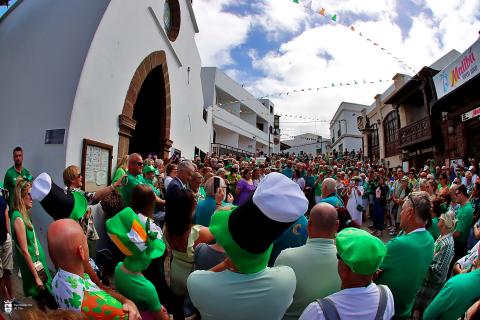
[209,172,308,274]
[106,207,165,271]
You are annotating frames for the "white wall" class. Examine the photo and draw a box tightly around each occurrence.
[0,0,209,263]
[0,0,111,260]
[214,126,239,148]
[67,0,210,166]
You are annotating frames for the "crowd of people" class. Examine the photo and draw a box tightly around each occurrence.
[1,146,480,319]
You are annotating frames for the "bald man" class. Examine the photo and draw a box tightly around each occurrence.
[48,219,141,320]
[274,203,341,319]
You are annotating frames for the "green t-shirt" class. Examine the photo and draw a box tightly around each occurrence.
[376,230,434,319]
[314,176,322,197]
[119,172,146,207]
[145,179,161,197]
[114,262,161,312]
[3,166,32,209]
[423,269,480,320]
[428,217,440,241]
[455,202,474,244]
[112,167,126,184]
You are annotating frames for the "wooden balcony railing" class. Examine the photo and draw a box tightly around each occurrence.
[399,116,431,148]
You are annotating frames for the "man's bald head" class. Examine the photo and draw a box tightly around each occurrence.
[47,219,89,272]
[308,203,338,238]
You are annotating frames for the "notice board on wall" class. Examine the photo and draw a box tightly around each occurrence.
[81,139,113,192]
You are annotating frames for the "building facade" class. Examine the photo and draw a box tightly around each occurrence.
[201,67,276,156]
[330,102,369,153]
[357,50,460,170]
[357,76,410,169]
[432,39,480,166]
[281,133,330,156]
[0,0,210,254]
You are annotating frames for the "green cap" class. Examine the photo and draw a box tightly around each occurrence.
[142,165,156,174]
[107,207,165,272]
[336,228,386,275]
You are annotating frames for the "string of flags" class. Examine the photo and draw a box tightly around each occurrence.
[289,0,416,74]
[205,77,391,119]
[258,78,390,99]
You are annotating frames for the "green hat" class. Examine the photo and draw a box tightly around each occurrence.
[209,173,308,274]
[142,165,156,174]
[336,228,387,275]
[107,207,165,272]
[31,173,88,221]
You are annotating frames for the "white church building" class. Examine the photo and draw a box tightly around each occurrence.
[0,0,211,247]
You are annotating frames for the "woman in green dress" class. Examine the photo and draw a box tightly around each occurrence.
[11,179,57,310]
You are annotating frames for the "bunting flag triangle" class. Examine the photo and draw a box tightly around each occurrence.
[331,14,337,21]
[331,83,335,87]
[350,26,355,31]
[319,8,326,16]
[354,80,358,84]
[293,0,300,3]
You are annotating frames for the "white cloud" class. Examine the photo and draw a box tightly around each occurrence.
[193,0,480,138]
[193,0,252,66]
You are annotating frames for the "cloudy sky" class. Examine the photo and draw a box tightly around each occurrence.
[192,0,480,139]
[1,1,479,139]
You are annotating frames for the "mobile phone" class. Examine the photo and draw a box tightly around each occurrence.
[214,177,220,193]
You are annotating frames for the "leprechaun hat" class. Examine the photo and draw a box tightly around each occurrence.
[106,207,165,272]
[31,173,88,221]
[209,172,308,274]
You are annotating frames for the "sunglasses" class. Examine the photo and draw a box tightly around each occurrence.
[136,162,144,167]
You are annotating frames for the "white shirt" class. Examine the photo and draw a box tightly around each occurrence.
[164,176,173,190]
[299,283,395,320]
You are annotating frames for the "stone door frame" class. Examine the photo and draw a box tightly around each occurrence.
[118,51,173,162]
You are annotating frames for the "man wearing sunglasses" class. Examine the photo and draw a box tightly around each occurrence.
[120,153,164,208]
[375,191,434,320]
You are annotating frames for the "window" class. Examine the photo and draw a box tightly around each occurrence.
[383,111,400,157]
[371,124,379,148]
[164,0,181,42]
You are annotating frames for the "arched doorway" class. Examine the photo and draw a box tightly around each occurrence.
[118,51,172,162]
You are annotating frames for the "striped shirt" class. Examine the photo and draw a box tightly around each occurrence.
[429,233,455,283]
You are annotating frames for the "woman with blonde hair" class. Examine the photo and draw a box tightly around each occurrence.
[112,154,129,183]
[11,179,57,310]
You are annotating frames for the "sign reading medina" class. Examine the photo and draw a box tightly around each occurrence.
[433,39,480,100]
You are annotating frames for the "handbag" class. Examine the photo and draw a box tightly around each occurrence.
[32,227,48,283]
[354,190,364,211]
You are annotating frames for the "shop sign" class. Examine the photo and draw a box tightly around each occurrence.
[433,39,480,99]
[461,106,480,122]
[407,146,436,157]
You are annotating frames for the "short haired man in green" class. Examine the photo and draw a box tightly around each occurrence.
[3,147,32,211]
[375,191,434,319]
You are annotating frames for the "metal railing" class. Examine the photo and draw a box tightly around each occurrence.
[210,143,255,157]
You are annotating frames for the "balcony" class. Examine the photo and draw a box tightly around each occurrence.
[399,116,432,148]
[213,107,269,144]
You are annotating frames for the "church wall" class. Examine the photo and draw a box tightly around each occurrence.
[67,0,210,167]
